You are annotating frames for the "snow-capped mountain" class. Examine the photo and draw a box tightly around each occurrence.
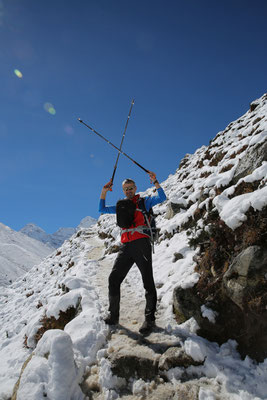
[20,216,97,248]
[0,223,54,287]
[0,94,266,400]
[0,217,97,287]
[19,224,76,248]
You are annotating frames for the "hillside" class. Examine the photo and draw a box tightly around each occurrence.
[0,94,266,400]
[0,217,97,287]
[0,223,54,287]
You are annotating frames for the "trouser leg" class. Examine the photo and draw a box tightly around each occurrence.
[108,295,120,321]
[130,238,157,321]
[108,244,134,319]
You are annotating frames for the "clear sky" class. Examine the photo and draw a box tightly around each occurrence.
[1,0,267,233]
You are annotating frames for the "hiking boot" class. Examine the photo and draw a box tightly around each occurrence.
[104,315,119,325]
[139,319,155,335]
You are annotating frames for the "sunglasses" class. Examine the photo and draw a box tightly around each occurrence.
[123,186,135,192]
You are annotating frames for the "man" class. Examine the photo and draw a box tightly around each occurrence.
[99,171,167,334]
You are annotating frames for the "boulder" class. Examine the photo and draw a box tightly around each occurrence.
[223,246,267,309]
[158,347,202,371]
[232,140,267,184]
[110,353,158,380]
[173,286,203,324]
[173,245,267,362]
[165,202,187,219]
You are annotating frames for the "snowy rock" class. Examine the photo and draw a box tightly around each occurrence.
[109,350,158,381]
[165,201,187,219]
[16,330,85,400]
[158,346,202,371]
[232,139,267,184]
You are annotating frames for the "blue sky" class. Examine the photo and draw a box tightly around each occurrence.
[1,0,267,233]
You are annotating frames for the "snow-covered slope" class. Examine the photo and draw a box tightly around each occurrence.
[0,217,97,287]
[0,223,54,287]
[0,94,266,400]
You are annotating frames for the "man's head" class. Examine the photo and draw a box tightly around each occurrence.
[122,178,136,199]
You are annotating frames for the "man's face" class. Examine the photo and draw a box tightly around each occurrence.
[122,183,137,199]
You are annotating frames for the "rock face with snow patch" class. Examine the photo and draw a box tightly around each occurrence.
[223,246,267,310]
[232,139,267,184]
[171,95,267,362]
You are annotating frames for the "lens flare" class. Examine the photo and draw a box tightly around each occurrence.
[64,125,74,135]
[44,102,56,115]
[14,69,23,78]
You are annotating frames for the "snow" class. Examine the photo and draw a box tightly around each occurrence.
[0,94,267,399]
[201,305,218,324]
[214,185,267,230]
[0,216,97,287]
[18,330,85,400]
[0,222,54,286]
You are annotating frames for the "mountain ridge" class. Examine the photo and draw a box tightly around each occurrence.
[19,216,97,248]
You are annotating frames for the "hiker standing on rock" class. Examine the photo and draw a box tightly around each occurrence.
[99,172,167,334]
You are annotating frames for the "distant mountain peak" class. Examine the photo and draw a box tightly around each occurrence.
[19,216,97,249]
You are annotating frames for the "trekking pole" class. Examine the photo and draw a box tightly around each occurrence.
[78,118,150,173]
[111,99,134,184]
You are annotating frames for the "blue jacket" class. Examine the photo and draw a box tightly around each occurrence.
[99,187,167,214]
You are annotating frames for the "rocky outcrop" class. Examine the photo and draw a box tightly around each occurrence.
[232,140,267,184]
[173,230,267,362]
[223,246,267,310]
[165,202,187,219]
[171,96,267,362]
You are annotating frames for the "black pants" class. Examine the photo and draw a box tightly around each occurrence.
[108,238,157,321]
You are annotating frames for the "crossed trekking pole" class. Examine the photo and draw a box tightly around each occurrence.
[78,99,150,184]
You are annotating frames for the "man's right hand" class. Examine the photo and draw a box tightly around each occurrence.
[103,180,113,191]
[100,180,113,199]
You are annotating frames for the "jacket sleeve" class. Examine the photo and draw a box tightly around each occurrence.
[99,199,116,214]
[144,187,167,210]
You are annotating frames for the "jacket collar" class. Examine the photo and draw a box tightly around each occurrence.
[132,194,140,203]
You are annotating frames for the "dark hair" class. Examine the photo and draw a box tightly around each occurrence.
[122,178,135,186]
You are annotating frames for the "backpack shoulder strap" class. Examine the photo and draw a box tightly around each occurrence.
[137,197,150,213]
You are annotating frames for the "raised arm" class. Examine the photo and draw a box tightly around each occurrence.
[145,171,167,209]
[99,180,116,214]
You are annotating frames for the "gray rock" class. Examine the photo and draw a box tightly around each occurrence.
[165,202,187,220]
[173,286,203,324]
[110,352,158,380]
[172,253,184,263]
[158,347,202,371]
[232,140,267,184]
[223,246,267,309]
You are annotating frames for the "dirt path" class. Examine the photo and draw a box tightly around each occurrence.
[89,237,180,341]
